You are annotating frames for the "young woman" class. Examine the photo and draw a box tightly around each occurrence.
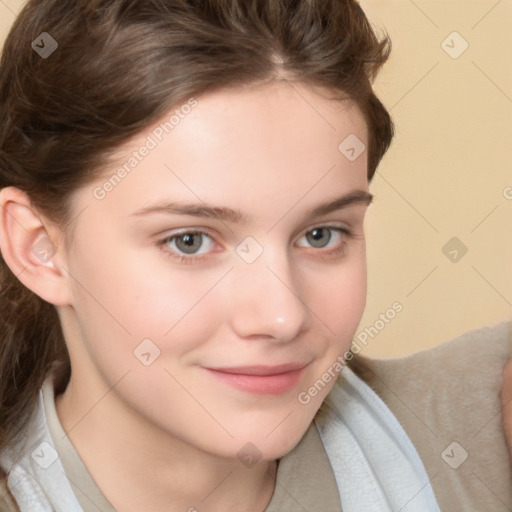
[0,1,441,510]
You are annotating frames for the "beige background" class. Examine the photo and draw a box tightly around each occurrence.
[1,0,510,356]
[359,0,512,356]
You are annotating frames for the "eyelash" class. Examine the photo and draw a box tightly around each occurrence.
[156,225,354,265]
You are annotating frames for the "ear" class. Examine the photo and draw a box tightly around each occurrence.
[0,186,72,306]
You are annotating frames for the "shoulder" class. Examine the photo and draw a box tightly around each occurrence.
[350,320,512,512]
[0,369,63,512]
[352,320,511,409]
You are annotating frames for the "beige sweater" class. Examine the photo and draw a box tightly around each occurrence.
[350,320,512,511]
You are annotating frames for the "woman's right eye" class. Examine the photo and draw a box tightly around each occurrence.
[157,231,217,264]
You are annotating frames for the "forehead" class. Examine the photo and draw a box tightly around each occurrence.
[172,80,368,154]
[76,80,369,225]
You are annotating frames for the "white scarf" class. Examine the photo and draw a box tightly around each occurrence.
[315,366,441,512]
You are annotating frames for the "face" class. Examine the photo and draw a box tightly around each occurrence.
[58,80,370,462]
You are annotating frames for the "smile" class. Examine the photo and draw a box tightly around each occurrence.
[203,363,311,395]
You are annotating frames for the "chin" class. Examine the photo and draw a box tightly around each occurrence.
[249,419,314,462]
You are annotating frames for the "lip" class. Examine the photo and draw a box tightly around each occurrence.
[203,362,311,395]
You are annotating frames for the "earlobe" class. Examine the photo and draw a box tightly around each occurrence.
[0,186,71,306]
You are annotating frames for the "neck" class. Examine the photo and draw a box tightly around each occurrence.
[55,375,278,512]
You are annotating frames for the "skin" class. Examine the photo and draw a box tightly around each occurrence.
[0,80,371,511]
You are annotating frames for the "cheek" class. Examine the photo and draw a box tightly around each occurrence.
[68,240,226,368]
[290,259,367,422]
[309,253,367,337]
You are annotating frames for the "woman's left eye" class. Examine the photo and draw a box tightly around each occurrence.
[157,226,352,264]
[297,226,351,250]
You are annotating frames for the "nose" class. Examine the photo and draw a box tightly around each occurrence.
[228,246,310,343]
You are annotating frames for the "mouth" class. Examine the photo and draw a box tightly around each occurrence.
[202,362,311,395]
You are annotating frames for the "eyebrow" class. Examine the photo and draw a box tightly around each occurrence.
[131,190,373,224]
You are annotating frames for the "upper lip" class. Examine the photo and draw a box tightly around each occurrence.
[205,362,310,376]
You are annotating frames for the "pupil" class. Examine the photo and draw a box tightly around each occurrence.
[177,233,201,253]
[308,228,330,248]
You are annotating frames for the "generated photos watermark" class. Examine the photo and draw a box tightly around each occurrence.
[93,97,198,201]
[297,301,403,405]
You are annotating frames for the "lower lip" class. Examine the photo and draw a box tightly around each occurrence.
[203,366,308,395]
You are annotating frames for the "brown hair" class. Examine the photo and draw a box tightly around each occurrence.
[0,0,393,495]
